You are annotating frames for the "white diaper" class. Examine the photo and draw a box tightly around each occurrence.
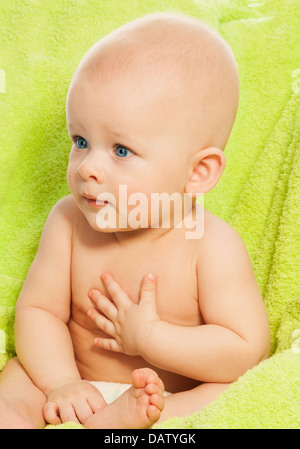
[88,380,171,405]
[88,381,132,404]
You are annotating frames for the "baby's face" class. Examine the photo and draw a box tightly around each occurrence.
[66,69,197,232]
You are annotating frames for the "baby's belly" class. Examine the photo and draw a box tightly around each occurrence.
[68,318,200,393]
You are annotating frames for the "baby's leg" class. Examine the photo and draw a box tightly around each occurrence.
[0,357,46,429]
[158,382,230,423]
[84,368,164,429]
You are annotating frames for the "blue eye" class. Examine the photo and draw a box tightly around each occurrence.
[76,137,88,149]
[115,145,133,158]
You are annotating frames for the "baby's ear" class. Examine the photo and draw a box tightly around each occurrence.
[185,147,226,197]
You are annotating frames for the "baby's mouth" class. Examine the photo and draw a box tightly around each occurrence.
[83,194,109,208]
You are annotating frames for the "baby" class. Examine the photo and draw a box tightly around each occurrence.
[0,12,270,429]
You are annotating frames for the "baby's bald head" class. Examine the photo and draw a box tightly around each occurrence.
[71,12,239,154]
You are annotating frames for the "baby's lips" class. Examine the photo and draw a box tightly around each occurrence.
[96,199,109,205]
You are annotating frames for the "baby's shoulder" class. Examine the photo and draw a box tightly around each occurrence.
[52,194,78,213]
[198,208,246,258]
[47,194,81,230]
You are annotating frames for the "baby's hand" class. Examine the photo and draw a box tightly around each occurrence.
[43,378,106,425]
[87,273,160,356]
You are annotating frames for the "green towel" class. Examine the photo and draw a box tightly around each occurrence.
[0,0,299,429]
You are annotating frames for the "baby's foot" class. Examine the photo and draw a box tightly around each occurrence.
[84,368,164,429]
[125,368,165,428]
[0,394,36,429]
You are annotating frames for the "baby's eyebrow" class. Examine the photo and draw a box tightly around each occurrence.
[111,131,144,149]
[103,124,124,139]
[107,127,136,145]
[67,122,87,135]
[67,122,83,129]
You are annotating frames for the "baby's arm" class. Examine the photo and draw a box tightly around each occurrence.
[88,225,270,383]
[14,196,105,424]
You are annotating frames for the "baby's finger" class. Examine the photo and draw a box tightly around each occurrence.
[72,400,94,424]
[88,289,117,321]
[87,308,115,336]
[87,390,107,413]
[59,403,80,424]
[94,336,122,353]
[101,273,132,308]
[140,274,157,305]
[43,401,62,425]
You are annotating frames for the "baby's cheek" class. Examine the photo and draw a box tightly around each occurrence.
[114,184,152,229]
[66,166,75,193]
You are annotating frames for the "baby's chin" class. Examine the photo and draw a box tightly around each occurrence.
[88,218,147,234]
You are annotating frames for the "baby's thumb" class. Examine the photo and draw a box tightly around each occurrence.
[140,273,156,304]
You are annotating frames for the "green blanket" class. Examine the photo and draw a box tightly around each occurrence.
[0,0,299,429]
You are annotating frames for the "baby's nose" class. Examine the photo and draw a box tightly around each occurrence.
[77,150,105,183]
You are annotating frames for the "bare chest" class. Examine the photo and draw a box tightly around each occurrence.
[70,230,202,329]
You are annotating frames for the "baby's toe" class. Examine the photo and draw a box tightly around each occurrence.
[132,368,159,388]
[147,403,161,423]
[150,392,164,412]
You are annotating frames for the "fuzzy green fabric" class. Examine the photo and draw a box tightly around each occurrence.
[0,0,299,429]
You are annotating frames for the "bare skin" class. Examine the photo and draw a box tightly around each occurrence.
[0,194,268,428]
[0,14,270,428]
[0,360,163,429]
[84,368,164,429]
[0,358,45,429]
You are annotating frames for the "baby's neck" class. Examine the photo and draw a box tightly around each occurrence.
[114,202,199,248]
[114,225,172,249]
